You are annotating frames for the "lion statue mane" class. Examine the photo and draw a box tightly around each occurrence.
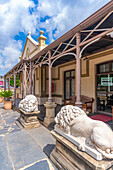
[55,105,113,159]
[19,95,38,112]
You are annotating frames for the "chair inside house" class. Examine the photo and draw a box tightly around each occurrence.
[65,95,94,113]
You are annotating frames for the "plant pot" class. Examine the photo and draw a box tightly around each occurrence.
[0,97,3,103]
[4,101,12,110]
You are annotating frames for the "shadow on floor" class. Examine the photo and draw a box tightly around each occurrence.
[43,144,55,158]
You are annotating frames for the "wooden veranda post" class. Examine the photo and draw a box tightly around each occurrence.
[24,63,27,97]
[4,76,6,91]
[48,50,53,103]
[32,68,35,95]
[44,50,56,127]
[23,63,27,98]
[23,67,25,98]
[75,32,82,108]
[30,61,32,94]
[14,73,16,106]
[8,76,10,91]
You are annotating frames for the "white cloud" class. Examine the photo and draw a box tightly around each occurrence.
[0,0,39,75]
[0,40,22,70]
[38,0,110,41]
[0,0,111,75]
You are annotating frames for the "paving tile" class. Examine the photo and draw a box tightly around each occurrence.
[0,136,13,170]
[0,108,56,170]
[0,116,3,120]
[5,130,47,169]
[27,126,56,149]
[25,160,50,170]
[10,128,21,133]
[24,151,47,166]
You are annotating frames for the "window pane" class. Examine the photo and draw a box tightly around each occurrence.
[97,75,108,93]
[66,72,70,77]
[71,71,75,77]
[66,79,70,99]
[110,74,113,92]
[71,79,75,96]
[105,64,109,72]
[112,63,113,71]
[100,65,104,73]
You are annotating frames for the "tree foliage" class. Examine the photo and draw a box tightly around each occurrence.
[9,75,20,88]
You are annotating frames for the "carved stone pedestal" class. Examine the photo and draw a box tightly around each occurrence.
[44,102,57,127]
[18,109,40,129]
[50,131,113,170]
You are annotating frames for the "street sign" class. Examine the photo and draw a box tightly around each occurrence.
[0,81,4,86]
[101,77,112,86]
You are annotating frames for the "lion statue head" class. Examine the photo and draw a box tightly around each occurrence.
[55,105,86,134]
[19,95,38,112]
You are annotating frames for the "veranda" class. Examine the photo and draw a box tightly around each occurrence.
[4,1,113,125]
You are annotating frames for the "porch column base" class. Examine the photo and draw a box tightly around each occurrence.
[48,97,53,103]
[44,102,57,127]
[75,101,82,108]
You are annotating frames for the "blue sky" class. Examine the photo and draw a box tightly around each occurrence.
[0,0,110,76]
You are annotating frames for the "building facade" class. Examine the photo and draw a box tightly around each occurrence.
[4,1,113,120]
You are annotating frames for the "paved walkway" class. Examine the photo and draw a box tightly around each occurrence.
[0,107,56,170]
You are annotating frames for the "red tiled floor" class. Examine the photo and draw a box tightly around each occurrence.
[90,114,112,122]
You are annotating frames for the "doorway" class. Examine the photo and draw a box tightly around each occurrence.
[64,70,75,100]
[96,61,113,114]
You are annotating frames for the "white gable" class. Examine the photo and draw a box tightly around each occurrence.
[22,35,39,59]
[20,31,48,60]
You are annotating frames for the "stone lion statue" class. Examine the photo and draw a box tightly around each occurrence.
[19,95,38,112]
[55,105,113,159]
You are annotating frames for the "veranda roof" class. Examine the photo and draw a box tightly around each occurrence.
[5,0,113,76]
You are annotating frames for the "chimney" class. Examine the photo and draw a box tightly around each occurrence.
[37,30,47,50]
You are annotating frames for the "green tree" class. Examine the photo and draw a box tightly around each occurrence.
[9,75,20,88]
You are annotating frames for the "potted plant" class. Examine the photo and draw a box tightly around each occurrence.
[1,90,13,110]
[0,89,3,103]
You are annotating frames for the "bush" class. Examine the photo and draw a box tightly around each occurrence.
[0,92,2,97]
[0,90,13,101]
[0,89,3,97]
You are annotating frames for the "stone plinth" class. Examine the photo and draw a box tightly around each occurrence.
[44,102,57,127]
[54,126,103,161]
[18,109,40,129]
[50,130,113,170]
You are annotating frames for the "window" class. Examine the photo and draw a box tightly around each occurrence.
[98,62,111,74]
[112,63,113,71]
[64,70,75,99]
